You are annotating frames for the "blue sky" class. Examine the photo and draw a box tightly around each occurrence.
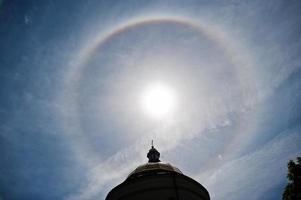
[0,0,301,199]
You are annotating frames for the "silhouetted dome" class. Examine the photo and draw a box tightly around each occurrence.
[127,162,182,180]
[106,143,210,200]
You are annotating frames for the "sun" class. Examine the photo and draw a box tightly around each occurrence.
[141,82,177,119]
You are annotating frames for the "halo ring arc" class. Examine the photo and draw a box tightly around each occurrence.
[61,16,256,166]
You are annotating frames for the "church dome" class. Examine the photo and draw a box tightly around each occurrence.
[105,143,210,200]
[127,162,182,180]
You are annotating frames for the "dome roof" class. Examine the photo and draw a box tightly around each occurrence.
[126,142,182,180]
[106,142,211,200]
[127,162,182,180]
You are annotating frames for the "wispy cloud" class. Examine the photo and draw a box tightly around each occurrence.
[1,1,301,200]
[201,126,301,200]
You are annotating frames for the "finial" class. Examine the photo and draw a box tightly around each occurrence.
[147,140,160,163]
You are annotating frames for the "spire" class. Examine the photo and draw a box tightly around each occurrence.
[147,140,160,163]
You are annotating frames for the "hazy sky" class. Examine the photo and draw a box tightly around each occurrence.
[1,0,301,199]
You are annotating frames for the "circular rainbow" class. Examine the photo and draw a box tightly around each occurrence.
[61,15,257,169]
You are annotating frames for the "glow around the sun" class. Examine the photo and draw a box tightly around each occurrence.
[141,82,177,119]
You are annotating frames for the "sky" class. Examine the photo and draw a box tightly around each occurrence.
[0,0,301,199]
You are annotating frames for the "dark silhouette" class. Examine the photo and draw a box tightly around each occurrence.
[106,144,210,200]
[283,157,301,200]
[147,140,161,162]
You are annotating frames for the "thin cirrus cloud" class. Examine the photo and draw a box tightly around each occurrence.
[0,1,301,200]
